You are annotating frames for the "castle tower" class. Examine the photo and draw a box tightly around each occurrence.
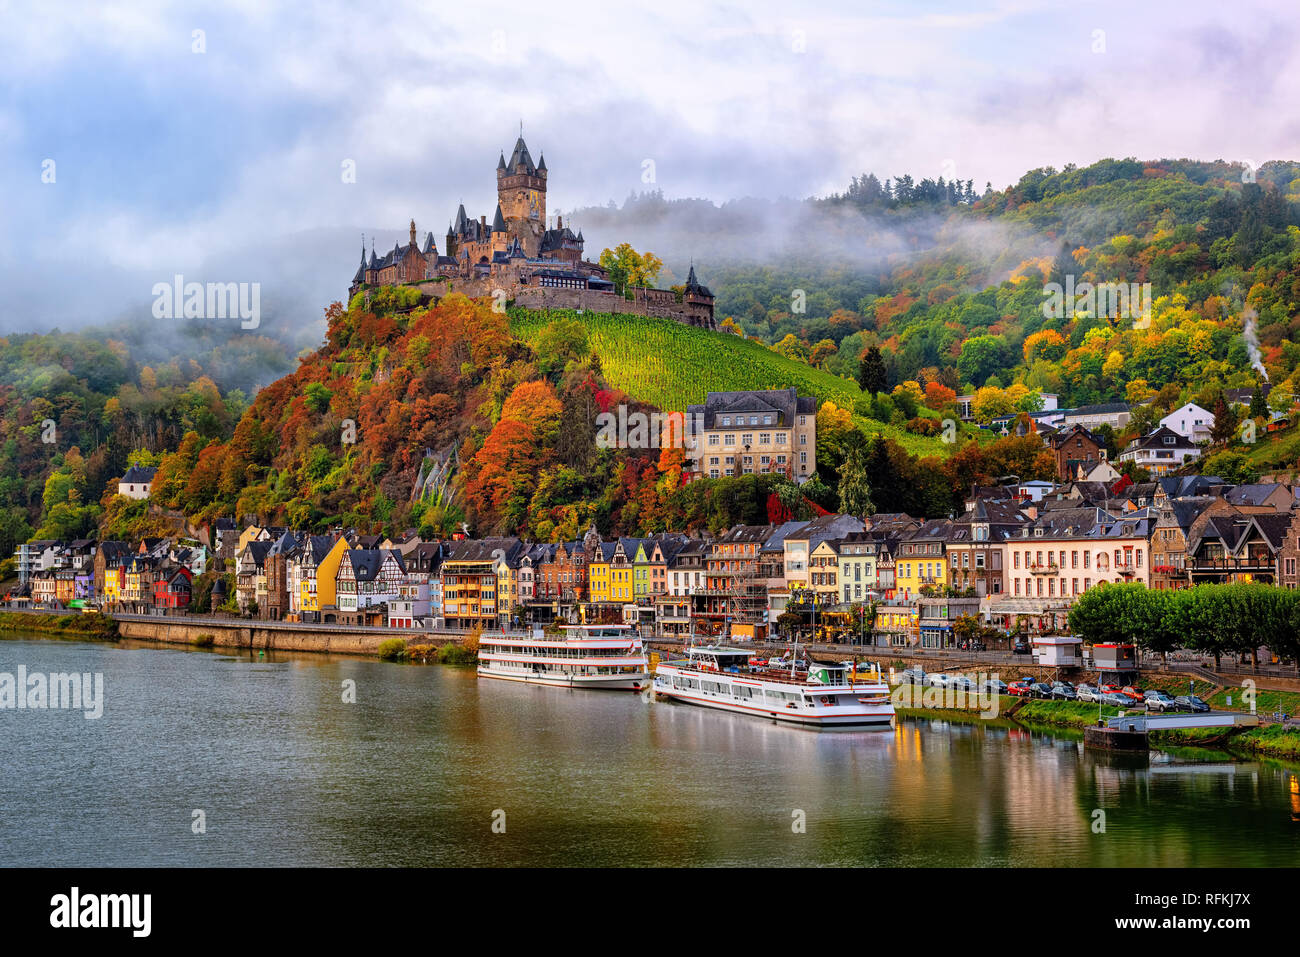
[496,133,546,257]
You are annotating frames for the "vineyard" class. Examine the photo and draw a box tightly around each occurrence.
[508,306,965,457]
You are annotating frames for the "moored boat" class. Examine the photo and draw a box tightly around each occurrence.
[477,623,650,691]
[653,645,894,728]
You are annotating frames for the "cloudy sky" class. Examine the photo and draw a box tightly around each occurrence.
[2,0,1296,339]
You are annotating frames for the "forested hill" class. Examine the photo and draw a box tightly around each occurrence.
[574,158,1300,416]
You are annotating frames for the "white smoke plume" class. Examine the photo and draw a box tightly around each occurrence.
[1242,308,1269,381]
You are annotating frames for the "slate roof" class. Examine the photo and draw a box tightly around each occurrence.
[121,464,157,485]
[1224,483,1291,507]
[686,387,817,430]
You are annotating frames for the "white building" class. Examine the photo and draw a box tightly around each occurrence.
[1118,426,1201,475]
[1033,635,1082,667]
[1159,402,1214,443]
[117,464,157,499]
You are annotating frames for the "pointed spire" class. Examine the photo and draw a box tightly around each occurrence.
[537,151,547,172]
[492,203,506,233]
[409,218,417,247]
[497,151,507,171]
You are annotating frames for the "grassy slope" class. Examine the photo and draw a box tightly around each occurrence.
[508,307,963,457]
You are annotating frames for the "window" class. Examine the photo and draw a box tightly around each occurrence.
[724,434,735,446]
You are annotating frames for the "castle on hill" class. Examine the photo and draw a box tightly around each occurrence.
[349,132,716,329]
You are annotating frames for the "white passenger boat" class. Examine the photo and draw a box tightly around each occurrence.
[653,645,894,728]
[477,623,650,691]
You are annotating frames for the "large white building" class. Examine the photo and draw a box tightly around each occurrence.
[1118,426,1201,475]
[1159,402,1214,443]
[686,388,818,483]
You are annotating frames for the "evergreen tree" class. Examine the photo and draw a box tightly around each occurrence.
[1249,385,1268,419]
[858,346,888,396]
[1210,396,1238,446]
[837,440,875,518]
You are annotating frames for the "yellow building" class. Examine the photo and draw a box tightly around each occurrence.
[895,520,950,598]
[314,536,350,613]
[808,540,841,604]
[588,544,613,603]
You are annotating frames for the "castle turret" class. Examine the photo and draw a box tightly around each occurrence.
[683,263,717,330]
[497,133,546,257]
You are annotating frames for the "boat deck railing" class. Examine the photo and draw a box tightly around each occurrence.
[664,663,886,689]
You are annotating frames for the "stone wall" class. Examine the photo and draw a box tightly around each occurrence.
[115,617,460,657]
[410,279,715,329]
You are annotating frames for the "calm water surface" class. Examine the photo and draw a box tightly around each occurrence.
[1,634,1297,866]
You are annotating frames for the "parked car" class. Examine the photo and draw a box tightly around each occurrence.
[900,667,927,685]
[982,678,1009,695]
[949,674,976,691]
[1012,641,1030,655]
[1076,683,1100,703]
[1145,691,1178,712]
[1099,691,1132,708]
[1049,681,1078,701]
[1007,680,1036,697]
[1030,681,1055,699]
[1174,695,1210,713]
[1119,686,1145,705]
[928,673,952,688]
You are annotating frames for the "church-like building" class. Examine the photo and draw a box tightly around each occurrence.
[349,133,716,329]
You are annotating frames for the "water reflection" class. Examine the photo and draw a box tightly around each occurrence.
[0,635,1296,867]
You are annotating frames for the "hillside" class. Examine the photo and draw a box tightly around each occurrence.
[507,306,966,457]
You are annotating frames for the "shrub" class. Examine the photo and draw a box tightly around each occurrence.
[377,638,408,661]
[193,633,215,648]
[437,642,478,665]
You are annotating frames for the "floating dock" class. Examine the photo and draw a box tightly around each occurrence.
[1084,710,1260,751]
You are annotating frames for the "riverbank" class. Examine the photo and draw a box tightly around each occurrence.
[893,693,1300,760]
[0,610,119,640]
[2,610,468,659]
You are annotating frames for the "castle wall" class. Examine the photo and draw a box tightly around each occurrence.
[408,279,714,329]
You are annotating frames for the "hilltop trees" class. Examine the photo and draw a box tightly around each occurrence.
[598,243,663,296]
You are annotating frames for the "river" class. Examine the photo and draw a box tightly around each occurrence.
[1,634,1296,866]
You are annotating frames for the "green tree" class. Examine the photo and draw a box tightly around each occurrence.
[857,346,888,395]
[837,439,875,517]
